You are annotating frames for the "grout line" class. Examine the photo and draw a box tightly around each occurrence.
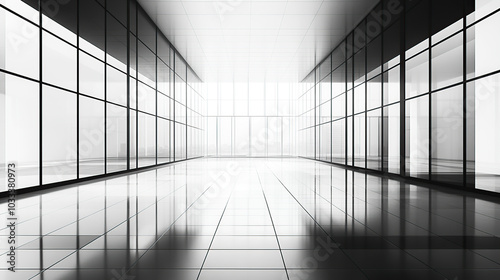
[255,164,290,280]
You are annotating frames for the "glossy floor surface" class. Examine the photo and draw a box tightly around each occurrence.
[2,158,500,280]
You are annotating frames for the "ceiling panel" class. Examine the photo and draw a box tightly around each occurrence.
[138,0,379,82]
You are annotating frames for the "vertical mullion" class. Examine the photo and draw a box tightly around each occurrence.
[155,27,158,165]
[400,2,406,177]
[428,4,433,180]
[126,0,130,170]
[76,0,80,179]
[39,0,43,186]
[104,2,107,174]
[462,1,468,188]
[135,8,138,169]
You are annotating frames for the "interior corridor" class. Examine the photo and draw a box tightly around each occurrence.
[2,158,500,280]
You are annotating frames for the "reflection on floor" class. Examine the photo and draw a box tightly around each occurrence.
[1,158,500,280]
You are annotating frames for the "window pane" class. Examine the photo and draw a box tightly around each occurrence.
[354,85,365,114]
[42,0,77,44]
[332,119,345,164]
[106,15,127,72]
[79,51,104,99]
[384,65,400,104]
[406,95,429,179]
[469,73,500,192]
[383,20,400,70]
[354,113,365,168]
[467,11,500,79]
[432,33,463,90]
[42,31,77,91]
[138,41,156,87]
[107,66,127,106]
[405,0,429,54]
[383,104,400,174]
[129,109,137,169]
[157,116,171,163]
[406,51,429,99]
[0,0,39,24]
[0,9,39,79]
[107,104,127,173]
[79,0,105,60]
[138,6,156,52]
[234,117,249,156]
[367,109,381,170]
[139,112,156,167]
[367,75,382,110]
[42,86,77,184]
[2,73,39,189]
[79,96,104,178]
[367,36,382,79]
[431,85,463,185]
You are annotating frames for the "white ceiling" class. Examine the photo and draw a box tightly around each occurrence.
[137,0,379,82]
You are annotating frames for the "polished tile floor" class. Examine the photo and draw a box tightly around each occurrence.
[2,158,500,279]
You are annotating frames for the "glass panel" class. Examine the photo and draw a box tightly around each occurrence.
[467,12,500,79]
[158,60,170,95]
[234,117,249,156]
[106,14,127,72]
[431,85,463,185]
[175,123,186,160]
[332,119,345,164]
[384,65,400,104]
[354,113,366,168]
[41,0,77,44]
[406,51,429,99]
[431,0,464,36]
[354,49,366,86]
[383,104,400,174]
[79,0,105,60]
[250,117,266,156]
[138,6,156,52]
[138,41,156,88]
[268,117,282,157]
[405,0,429,54]
[431,32,463,90]
[354,85,365,114]
[129,109,137,169]
[107,0,127,26]
[79,51,104,100]
[0,9,39,79]
[332,64,345,97]
[383,20,400,70]
[139,112,156,167]
[367,109,381,170]
[2,73,39,189]
[42,31,77,91]
[0,0,39,24]
[347,116,353,165]
[158,118,170,163]
[332,93,345,121]
[107,103,127,173]
[406,95,429,179]
[470,73,500,193]
[367,75,382,110]
[319,123,331,162]
[138,82,156,115]
[106,66,127,106]
[218,117,232,156]
[42,86,77,184]
[367,36,382,79]
[79,96,104,178]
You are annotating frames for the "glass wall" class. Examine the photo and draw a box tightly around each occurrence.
[297,0,500,194]
[0,0,205,193]
[205,82,297,157]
